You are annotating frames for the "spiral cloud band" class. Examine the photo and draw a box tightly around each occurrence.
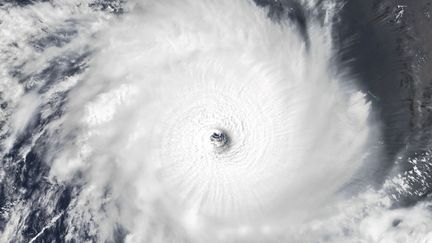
[2,0,432,242]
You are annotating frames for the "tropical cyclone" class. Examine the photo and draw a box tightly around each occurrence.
[57,0,375,239]
[2,0,432,242]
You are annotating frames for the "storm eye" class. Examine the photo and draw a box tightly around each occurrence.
[209,129,230,151]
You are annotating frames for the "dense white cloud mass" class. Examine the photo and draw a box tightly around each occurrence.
[1,0,432,242]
